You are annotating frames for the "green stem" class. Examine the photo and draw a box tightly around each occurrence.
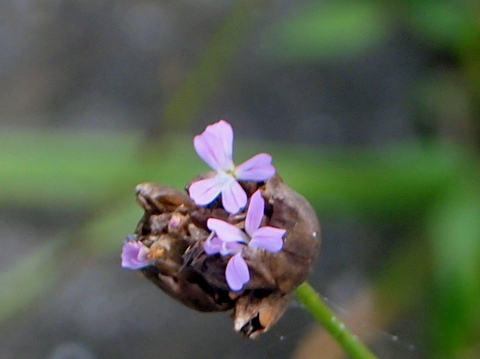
[294,282,379,359]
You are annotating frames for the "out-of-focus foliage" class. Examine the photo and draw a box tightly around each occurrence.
[1,0,480,358]
[427,183,480,358]
[266,4,480,354]
[265,1,388,62]
[266,0,480,66]
[2,129,479,358]
[405,0,479,51]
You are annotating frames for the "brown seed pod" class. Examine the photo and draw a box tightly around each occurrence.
[133,174,320,338]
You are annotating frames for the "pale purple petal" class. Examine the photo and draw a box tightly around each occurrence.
[226,253,250,291]
[188,176,224,205]
[121,240,154,269]
[203,235,223,255]
[204,235,243,256]
[221,179,247,214]
[249,226,286,252]
[245,189,264,237]
[236,153,275,181]
[224,241,244,254]
[207,218,249,243]
[194,120,234,171]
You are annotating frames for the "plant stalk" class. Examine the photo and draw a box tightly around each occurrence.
[294,282,379,359]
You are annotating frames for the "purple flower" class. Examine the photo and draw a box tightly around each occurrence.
[203,190,286,291]
[189,120,275,214]
[121,237,155,270]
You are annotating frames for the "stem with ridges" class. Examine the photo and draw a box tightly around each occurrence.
[294,282,379,359]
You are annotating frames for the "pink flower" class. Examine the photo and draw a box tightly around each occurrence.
[121,237,155,270]
[188,120,275,214]
[203,190,286,291]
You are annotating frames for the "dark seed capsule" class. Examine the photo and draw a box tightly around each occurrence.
[132,175,320,338]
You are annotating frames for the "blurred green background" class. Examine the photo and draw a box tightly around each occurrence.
[1,0,479,358]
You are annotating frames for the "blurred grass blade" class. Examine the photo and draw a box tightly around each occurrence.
[0,129,462,219]
[263,0,388,63]
[0,238,63,321]
[407,0,478,50]
[161,0,266,132]
[0,129,143,208]
[271,142,460,216]
[427,180,480,357]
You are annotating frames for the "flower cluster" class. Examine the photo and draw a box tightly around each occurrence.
[204,190,285,291]
[122,120,286,292]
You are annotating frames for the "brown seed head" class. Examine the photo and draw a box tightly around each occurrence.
[132,175,320,337]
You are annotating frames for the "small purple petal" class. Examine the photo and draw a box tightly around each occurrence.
[207,218,248,243]
[236,153,275,181]
[203,235,223,255]
[221,179,247,214]
[245,190,265,237]
[168,213,181,228]
[226,253,250,291]
[121,240,154,269]
[204,235,244,256]
[224,241,244,254]
[194,120,234,171]
[249,226,286,252]
[188,176,225,205]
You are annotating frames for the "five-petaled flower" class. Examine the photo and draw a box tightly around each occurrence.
[188,120,275,214]
[203,190,286,291]
[121,236,155,270]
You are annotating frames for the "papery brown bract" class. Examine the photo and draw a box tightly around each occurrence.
[133,174,320,338]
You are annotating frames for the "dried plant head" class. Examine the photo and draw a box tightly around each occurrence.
[126,174,320,337]
[121,120,320,338]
